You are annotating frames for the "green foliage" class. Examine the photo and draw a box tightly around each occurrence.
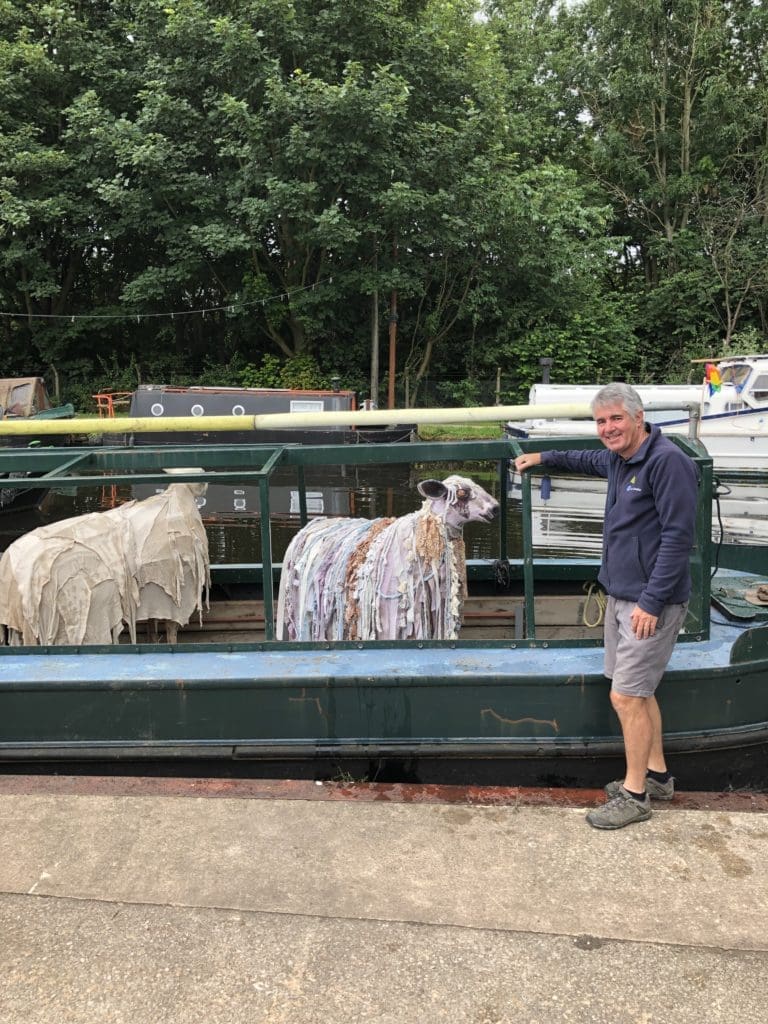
[1,0,766,404]
[554,0,768,364]
[239,354,284,389]
[728,327,767,358]
[436,377,482,408]
[238,352,324,390]
[61,353,140,414]
[278,353,324,390]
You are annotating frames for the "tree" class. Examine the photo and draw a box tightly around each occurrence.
[6,0,729,404]
[0,0,143,379]
[554,0,768,369]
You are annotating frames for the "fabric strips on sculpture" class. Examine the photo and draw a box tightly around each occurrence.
[276,475,498,641]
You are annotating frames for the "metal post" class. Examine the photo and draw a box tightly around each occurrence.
[520,469,536,639]
[260,476,275,640]
[387,294,398,410]
[687,403,702,441]
[498,458,508,561]
[297,465,308,526]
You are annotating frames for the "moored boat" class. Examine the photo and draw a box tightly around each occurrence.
[0,377,74,426]
[506,353,768,471]
[508,466,768,556]
[95,384,415,445]
[0,414,766,787]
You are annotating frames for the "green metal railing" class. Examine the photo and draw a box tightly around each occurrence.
[0,434,713,642]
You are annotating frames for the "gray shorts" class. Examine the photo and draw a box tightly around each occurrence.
[604,597,688,698]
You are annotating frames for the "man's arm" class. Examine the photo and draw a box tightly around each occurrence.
[514,452,542,472]
[515,448,611,478]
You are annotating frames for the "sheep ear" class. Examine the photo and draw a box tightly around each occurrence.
[418,479,447,499]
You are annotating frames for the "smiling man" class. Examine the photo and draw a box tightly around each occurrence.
[514,382,699,830]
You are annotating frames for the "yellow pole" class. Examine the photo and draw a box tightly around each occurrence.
[0,402,595,436]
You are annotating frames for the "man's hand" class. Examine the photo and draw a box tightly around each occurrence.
[514,453,542,472]
[630,605,658,638]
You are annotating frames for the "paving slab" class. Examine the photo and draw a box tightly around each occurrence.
[1,893,767,1024]
[0,792,767,949]
[0,784,766,1023]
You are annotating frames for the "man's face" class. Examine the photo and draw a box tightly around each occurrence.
[593,402,646,459]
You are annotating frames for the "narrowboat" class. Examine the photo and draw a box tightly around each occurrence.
[0,410,766,789]
[95,384,415,446]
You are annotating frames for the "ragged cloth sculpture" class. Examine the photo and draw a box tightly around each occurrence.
[276,475,499,641]
[0,481,209,645]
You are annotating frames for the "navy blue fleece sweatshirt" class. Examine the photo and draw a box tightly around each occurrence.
[540,424,699,615]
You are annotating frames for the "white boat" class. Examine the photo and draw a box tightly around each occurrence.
[507,353,768,471]
[509,472,768,558]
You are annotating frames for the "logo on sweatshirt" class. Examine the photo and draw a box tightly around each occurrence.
[625,474,642,493]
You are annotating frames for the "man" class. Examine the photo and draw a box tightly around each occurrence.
[514,383,699,830]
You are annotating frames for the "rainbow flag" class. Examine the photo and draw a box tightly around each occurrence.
[705,363,721,396]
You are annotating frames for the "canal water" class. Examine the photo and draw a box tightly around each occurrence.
[0,459,606,563]
[3,459,761,562]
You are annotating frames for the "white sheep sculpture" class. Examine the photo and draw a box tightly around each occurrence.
[0,481,210,645]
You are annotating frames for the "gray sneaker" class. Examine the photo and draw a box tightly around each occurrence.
[605,776,674,801]
[586,786,651,830]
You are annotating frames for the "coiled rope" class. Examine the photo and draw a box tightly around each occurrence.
[582,580,607,628]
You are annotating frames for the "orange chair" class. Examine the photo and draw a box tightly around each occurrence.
[92,391,133,418]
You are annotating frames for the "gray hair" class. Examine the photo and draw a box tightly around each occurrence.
[590,382,644,417]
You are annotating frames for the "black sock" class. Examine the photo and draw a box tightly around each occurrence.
[647,769,671,783]
[624,787,646,801]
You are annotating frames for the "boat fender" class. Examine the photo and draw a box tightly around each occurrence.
[540,475,552,502]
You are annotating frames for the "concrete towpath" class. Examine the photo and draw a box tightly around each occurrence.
[0,775,766,1024]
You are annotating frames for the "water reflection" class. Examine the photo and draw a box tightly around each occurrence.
[0,461,528,563]
[4,460,764,563]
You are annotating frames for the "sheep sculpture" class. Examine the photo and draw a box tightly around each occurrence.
[0,481,210,646]
[276,474,499,641]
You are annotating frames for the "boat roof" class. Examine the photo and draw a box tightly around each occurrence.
[687,353,768,369]
[135,384,356,397]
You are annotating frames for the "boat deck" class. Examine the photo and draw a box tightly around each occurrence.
[0,611,758,684]
[711,573,768,622]
[140,592,605,645]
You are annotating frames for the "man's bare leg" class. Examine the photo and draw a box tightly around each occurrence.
[645,695,667,774]
[610,691,653,794]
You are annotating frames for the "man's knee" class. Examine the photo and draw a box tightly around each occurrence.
[610,689,649,717]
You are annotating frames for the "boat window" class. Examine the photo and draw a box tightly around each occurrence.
[290,400,325,413]
[290,490,325,514]
[751,374,768,403]
[719,364,752,388]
